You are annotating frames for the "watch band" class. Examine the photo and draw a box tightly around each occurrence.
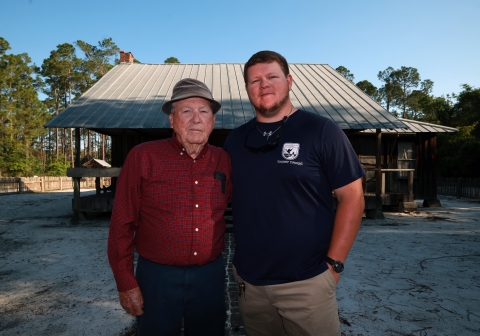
[325,256,344,273]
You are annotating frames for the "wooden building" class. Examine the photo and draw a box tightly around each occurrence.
[353,119,456,211]
[45,52,456,218]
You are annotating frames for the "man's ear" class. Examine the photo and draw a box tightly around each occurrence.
[169,113,174,128]
[287,74,293,90]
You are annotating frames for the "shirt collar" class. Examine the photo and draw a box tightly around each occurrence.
[170,132,209,160]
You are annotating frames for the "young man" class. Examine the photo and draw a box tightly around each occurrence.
[108,78,232,335]
[224,51,365,336]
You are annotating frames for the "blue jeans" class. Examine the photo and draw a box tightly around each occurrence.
[136,255,226,336]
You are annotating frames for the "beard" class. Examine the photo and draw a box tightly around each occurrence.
[254,92,290,119]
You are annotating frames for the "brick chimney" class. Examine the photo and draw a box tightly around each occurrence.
[119,50,135,63]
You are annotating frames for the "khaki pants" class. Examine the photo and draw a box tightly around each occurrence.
[233,267,340,336]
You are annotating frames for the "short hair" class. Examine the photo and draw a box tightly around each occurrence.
[243,51,290,84]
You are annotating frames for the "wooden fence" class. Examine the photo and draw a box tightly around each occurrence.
[437,177,480,198]
[0,177,108,194]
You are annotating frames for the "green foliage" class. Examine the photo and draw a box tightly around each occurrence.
[377,67,402,112]
[75,38,119,87]
[454,84,480,126]
[356,80,380,102]
[376,66,435,119]
[46,159,70,176]
[0,150,43,176]
[438,137,480,178]
[164,56,180,64]
[335,66,354,82]
[0,37,49,177]
[0,37,10,56]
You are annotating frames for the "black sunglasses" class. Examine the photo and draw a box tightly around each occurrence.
[244,116,288,153]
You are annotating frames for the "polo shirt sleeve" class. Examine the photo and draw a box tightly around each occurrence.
[107,146,143,292]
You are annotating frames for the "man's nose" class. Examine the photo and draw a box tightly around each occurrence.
[259,78,270,89]
[192,110,201,122]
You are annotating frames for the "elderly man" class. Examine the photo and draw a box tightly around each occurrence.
[108,78,232,336]
[224,51,365,335]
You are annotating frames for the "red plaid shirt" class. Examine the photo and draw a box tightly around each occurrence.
[107,136,232,292]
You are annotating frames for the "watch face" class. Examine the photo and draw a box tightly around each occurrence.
[326,257,344,273]
[334,261,344,273]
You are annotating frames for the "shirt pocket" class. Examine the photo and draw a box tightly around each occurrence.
[199,173,228,213]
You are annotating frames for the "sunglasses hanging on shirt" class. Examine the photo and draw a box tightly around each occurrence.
[244,116,287,153]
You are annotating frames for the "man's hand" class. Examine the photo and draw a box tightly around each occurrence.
[327,264,340,284]
[119,286,144,316]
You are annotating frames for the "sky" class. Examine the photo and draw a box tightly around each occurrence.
[1,0,479,98]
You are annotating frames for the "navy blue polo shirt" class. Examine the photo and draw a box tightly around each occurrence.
[224,110,364,286]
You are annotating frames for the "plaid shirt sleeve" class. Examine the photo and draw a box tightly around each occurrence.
[107,146,142,292]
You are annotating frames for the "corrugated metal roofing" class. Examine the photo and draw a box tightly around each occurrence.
[45,63,407,130]
[360,118,458,133]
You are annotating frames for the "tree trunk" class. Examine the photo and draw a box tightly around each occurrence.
[102,134,106,161]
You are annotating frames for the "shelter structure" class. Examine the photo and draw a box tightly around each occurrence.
[45,53,455,218]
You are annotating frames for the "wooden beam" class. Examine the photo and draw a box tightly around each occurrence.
[375,129,382,209]
[73,176,80,217]
[67,167,122,177]
[75,128,81,168]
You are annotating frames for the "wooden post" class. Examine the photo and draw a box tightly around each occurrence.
[75,128,81,168]
[381,172,386,195]
[408,170,414,202]
[41,177,45,192]
[60,177,63,191]
[73,128,82,218]
[73,177,80,214]
[17,177,21,194]
[366,129,385,219]
[95,177,100,195]
[375,129,382,208]
[456,177,463,198]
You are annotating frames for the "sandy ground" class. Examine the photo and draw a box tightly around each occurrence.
[0,190,132,336]
[0,191,479,335]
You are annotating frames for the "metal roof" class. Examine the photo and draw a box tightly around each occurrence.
[360,118,458,134]
[81,159,111,168]
[44,63,407,131]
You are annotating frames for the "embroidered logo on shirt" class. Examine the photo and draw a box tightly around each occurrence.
[282,143,300,160]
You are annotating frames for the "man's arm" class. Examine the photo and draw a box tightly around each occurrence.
[328,178,364,283]
[107,147,144,315]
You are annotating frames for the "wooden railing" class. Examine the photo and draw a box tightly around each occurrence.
[0,176,106,194]
[363,168,415,200]
[437,177,480,198]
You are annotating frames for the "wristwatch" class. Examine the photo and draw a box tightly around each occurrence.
[325,256,344,273]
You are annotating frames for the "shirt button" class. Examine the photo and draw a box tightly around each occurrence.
[193,160,196,163]
[195,228,199,231]
[195,181,198,184]
[195,204,199,208]
[194,252,197,256]
[180,152,183,155]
